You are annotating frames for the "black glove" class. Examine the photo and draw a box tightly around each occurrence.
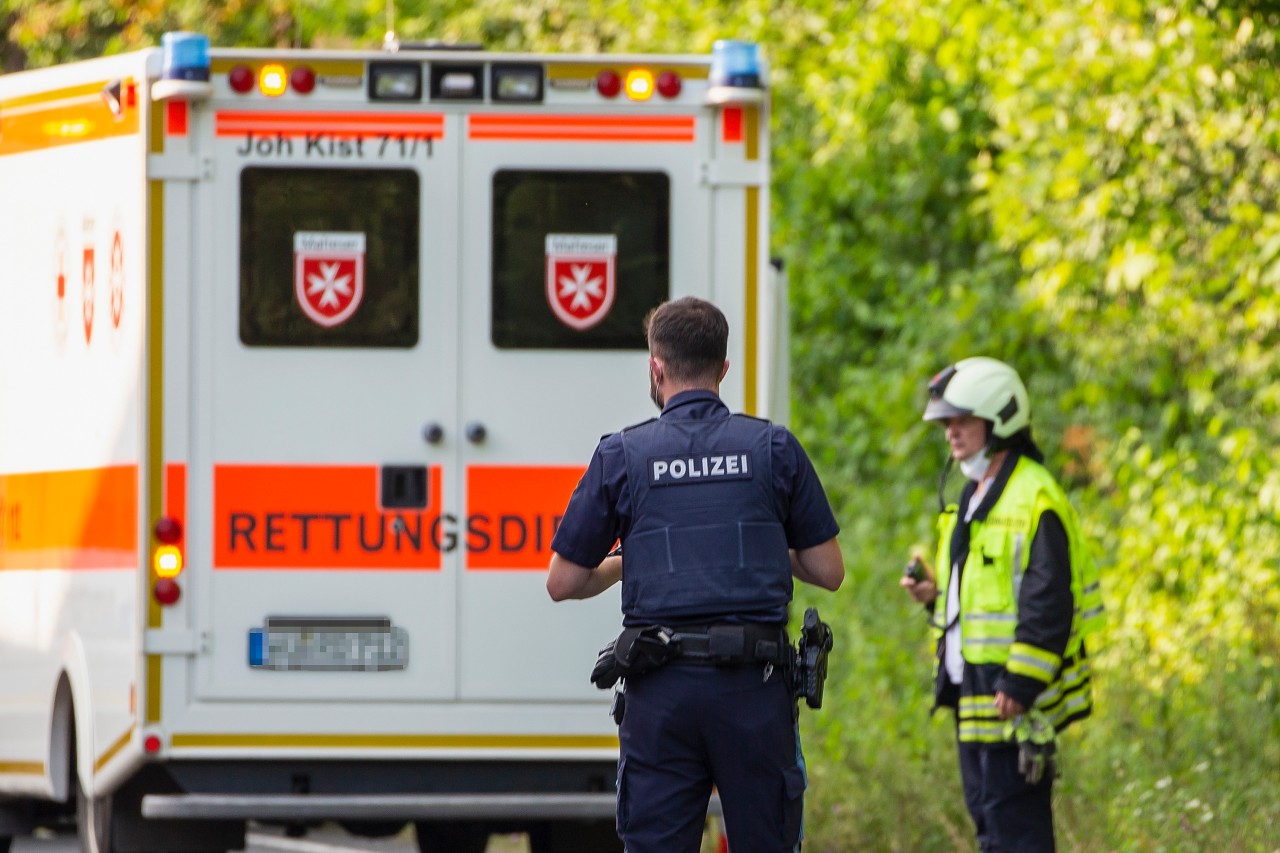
[1017,738,1056,785]
[1008,711,1057,785]
[591,638,621,689]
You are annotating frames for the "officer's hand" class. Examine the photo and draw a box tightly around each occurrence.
[900,575,937,605]
[994,691,1026,720]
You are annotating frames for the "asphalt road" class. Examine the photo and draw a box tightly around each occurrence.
[12,823,529,853]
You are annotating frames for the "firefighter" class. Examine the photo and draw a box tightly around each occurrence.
[901,357,1104,852]
[547,296,844,853]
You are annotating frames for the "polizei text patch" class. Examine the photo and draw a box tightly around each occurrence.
[648,452,752,486]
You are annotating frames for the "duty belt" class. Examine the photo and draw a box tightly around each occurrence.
[668,623,790,666]
[589,623,790,691]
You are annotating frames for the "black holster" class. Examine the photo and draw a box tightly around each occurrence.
[590,625,680,689]
[793,607,834,709]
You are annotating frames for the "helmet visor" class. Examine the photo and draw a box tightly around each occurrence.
[923,395,971,422]
[923,364,969,422]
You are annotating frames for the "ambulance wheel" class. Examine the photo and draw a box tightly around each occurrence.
[413,821,488,853]
[340,820,407,838]
[76,774,114,853]
[527,819,623,853]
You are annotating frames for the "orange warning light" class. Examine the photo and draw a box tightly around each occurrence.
[259,64,288,97]
[42,119,94,139]
[624,69,655,101]
[154,545,183,578]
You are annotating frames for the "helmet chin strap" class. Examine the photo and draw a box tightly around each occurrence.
[937,454,954,512]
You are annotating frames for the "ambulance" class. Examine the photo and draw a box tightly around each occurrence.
[0,30,783,853]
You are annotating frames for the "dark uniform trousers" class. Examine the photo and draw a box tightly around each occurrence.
[958,740,1055,853]
[617,661,805,853]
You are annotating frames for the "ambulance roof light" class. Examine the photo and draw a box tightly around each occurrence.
[290,66,317,95]
[370,62,423,102]
[707,39,766,106]
[431,64,483,100]
[153,32,213,102]
[228,65,255,94]
[656,70,683,99]
[624,69,654,102]
[440,72,477,98]
[259,64,288,97]
[492,65,543,103]
[596,69,622,99]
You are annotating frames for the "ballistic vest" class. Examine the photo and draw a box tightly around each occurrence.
[619,411,792,624]
[935,456,1104,739]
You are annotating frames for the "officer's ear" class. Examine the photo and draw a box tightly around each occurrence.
[719,360,729,382]
[649,356,664,385]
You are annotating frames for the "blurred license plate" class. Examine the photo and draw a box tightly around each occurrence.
[249,616,408,671]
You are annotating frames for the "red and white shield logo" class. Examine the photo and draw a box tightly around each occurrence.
[546,234,617,330]
[294,232,366,328]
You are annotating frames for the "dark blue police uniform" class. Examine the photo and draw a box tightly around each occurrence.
[551,390,840,853]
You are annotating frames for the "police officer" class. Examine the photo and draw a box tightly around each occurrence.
[901,357,1104,852]
[547,296,844,853]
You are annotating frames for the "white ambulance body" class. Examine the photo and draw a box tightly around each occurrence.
[0,33,780,853]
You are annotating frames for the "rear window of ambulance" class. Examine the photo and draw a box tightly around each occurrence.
[491,169,670,350]
[239,167,420,348]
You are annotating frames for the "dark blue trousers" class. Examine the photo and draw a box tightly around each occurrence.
[958,740,1055,852]
[617,662,805,853]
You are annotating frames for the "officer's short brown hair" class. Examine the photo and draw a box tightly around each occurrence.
[645,297,728,385]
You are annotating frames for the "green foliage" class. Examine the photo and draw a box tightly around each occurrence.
[5,0,1279,847]
[777,1,1280,849]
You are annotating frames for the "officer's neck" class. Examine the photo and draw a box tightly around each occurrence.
[982,449,1009,486]
[658,383,720,410]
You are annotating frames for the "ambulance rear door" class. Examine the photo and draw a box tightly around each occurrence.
[455,83,714,700]
[188,82,462,709]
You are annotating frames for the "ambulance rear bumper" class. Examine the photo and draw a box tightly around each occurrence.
[142,792,724,820]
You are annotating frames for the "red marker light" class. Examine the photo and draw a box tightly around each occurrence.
[144,734,162,754]
[656,71,682,99]
[290,66,316,95]
[229,65,254,94]
[154,578,181,606]
[596,69,621,98]
[154,516,182,544]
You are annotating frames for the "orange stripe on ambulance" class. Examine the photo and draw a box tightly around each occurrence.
[214,464,580,570]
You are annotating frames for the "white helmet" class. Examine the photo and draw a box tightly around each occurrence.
[923,357,1030,439]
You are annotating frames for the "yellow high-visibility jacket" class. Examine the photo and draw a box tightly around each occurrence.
[934,455,1104,743]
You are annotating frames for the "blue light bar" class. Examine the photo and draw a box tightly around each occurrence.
[710,40,763,90]
[707,40,766,105]
[153,31,214,101]
[161,32,211,82]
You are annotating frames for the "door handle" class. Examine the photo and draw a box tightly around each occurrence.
[422,422,445,445]
[465,422,487,444]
